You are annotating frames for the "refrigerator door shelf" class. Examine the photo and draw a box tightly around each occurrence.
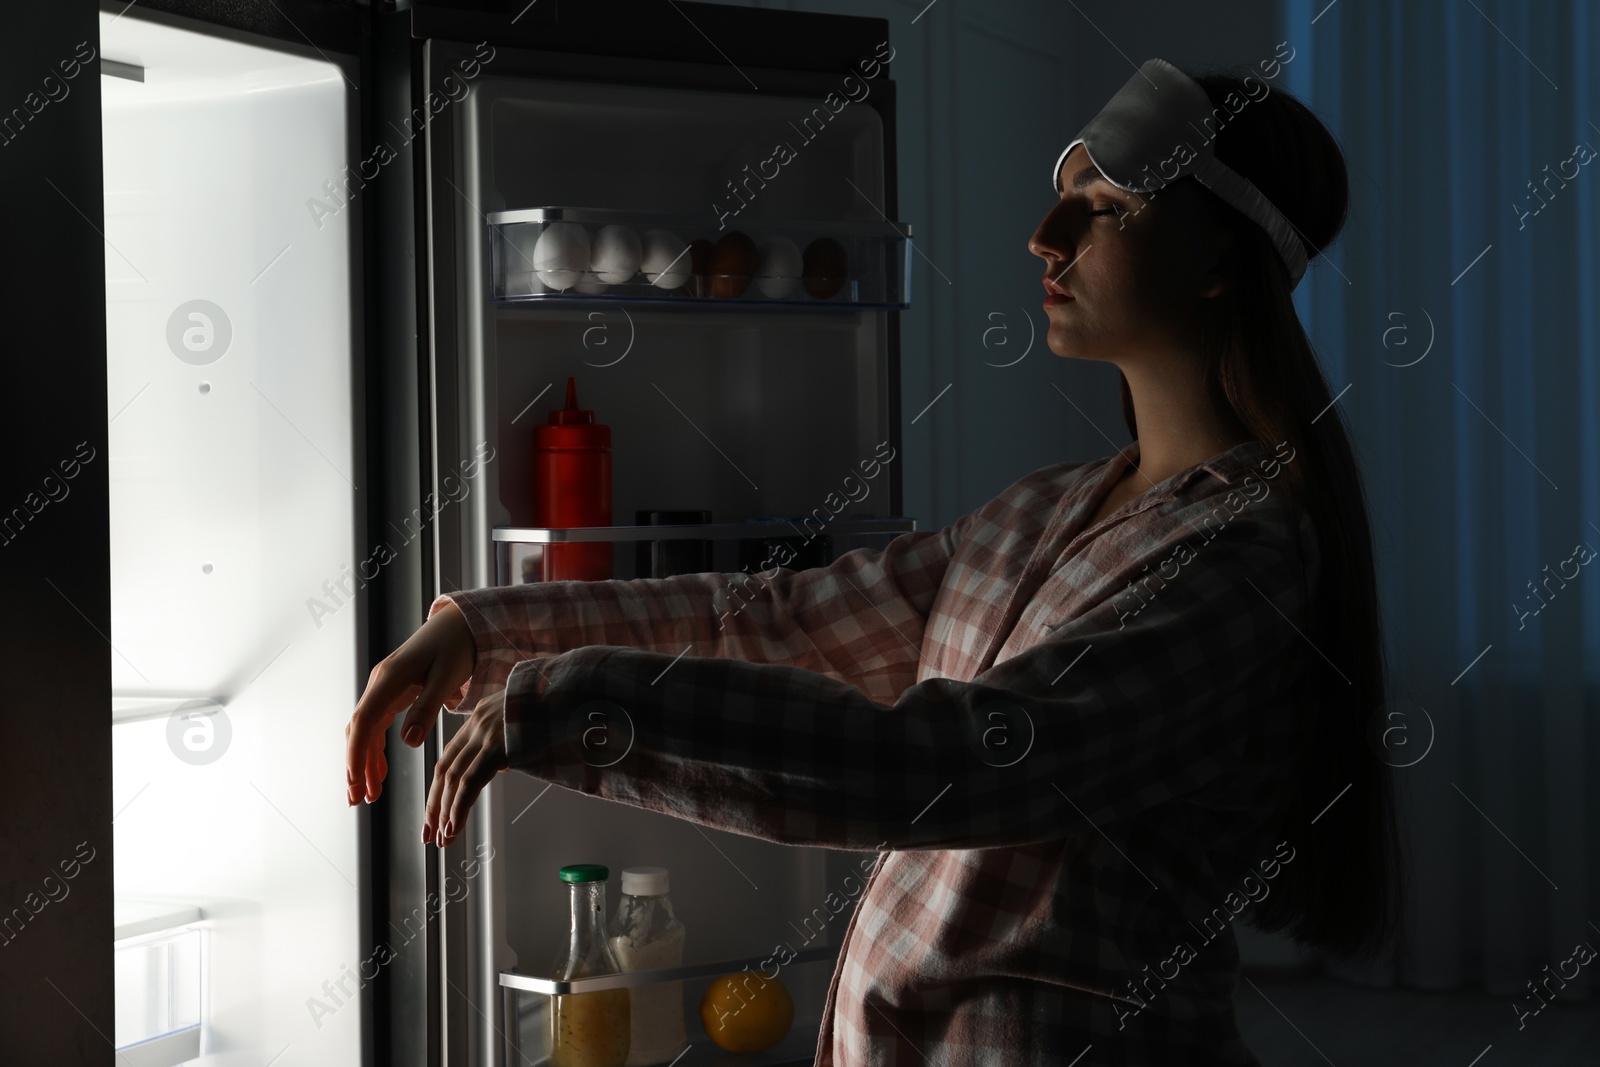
[502,945,837,1067]
[488,208,912,310]
[499,942,837,996]
[493,520,916,586]
[492,519,917,544]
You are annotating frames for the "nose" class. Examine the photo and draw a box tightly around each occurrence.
[1028,199,1079,270]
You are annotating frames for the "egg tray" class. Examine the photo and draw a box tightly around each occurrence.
[486,207,912,310]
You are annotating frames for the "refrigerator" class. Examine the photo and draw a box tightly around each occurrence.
[100,2,913,1065]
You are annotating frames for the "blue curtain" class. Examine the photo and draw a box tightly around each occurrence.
[1273,0,1600,999]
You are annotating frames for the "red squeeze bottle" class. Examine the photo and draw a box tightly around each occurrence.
[532,376,612,581]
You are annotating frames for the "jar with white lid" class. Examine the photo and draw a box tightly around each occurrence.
[606,867,687,1066]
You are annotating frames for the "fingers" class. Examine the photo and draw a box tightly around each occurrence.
[346,657,423,805]
[423,718,472,844]
[398,662,456,751]
[443,748,501,845]
[350,604,478,806]
[370,742,388,798]
[366,671,457,806]
[422,708,506,847]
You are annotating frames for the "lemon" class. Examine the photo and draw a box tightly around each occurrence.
[700,970,794,1052]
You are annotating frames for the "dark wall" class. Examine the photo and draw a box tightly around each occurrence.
[0,7,113,1067]
[715,0,1283,527]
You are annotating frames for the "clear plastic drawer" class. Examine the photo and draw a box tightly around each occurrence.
[114,900,203,1067]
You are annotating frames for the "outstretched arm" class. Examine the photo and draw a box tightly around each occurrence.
[433,517,971,715]
[359,519,968,818]
[427,515,1314,852]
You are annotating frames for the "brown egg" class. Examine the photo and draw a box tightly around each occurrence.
[803,236,848,300]
[709,231,757,298]
[679,238,714,297]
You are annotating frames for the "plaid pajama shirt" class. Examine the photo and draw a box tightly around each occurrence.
[435,436,1321,1066]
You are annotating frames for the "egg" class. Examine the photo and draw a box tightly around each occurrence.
[681,238,714,296]
[709,231,757,298]
[641,229,691,289]
[591,225,642,284]
[753,236,802,299]
[533,221,590,291]
[501,223,543,296]
[803,236,848,300]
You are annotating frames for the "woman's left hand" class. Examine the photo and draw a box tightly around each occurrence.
[422,687,510,847]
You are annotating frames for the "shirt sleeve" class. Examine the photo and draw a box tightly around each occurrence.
[498,513,1313,852]
[427,516,972,716]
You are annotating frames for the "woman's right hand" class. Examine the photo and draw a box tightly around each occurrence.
[345,599,477,807]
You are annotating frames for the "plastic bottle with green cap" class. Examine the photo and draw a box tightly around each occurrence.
[549,864,630,1067]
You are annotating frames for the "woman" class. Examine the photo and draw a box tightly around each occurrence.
[345,59,1403,1065]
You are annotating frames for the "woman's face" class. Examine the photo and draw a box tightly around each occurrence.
[1028,144,1233,364]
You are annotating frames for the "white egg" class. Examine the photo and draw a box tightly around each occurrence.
[533,222,590,291]
[501,223,542,296]
[591,225,642,284]
[754,235,802,298]
[640,228,691,290]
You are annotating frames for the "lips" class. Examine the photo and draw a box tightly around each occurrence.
[1042,275,1074,308]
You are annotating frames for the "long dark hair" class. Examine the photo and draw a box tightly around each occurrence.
[1116,65,1405,964]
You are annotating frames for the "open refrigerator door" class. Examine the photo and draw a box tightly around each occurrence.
[102,8,365,1065]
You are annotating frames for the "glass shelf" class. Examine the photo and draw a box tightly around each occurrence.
[112,695,225,727]
[487,206,912,310]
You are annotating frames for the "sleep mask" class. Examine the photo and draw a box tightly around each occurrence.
[1052,58,1309,289]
